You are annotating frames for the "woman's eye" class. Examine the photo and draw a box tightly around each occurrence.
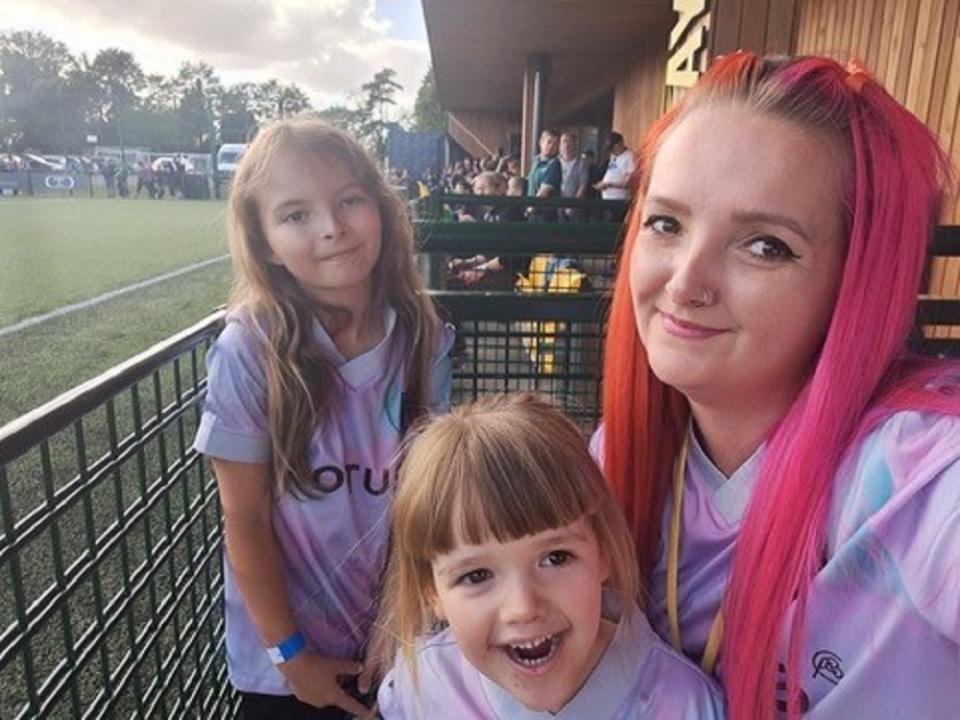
[745,236,800,261]
[282,209,307,224]
[542,550,573,568]
[642,214,681,235]
[457,568,491,586]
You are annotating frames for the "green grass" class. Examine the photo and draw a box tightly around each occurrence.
[0,263,230,426]
[0,197,228,326]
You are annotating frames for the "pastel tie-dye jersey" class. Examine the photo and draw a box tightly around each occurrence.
[378,608,725,719]
[594,409,960,718]
[193,307,453,695]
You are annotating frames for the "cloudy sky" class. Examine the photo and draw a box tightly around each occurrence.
[0,0,431,113]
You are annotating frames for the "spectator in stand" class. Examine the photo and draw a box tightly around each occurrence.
[447,171,524,289]
[527,128,561,221]
[595,131,635,199]
[595,131,634,221]
[450,176,475,221]
[559,131,591,221]
[473,171,523,223]
[507,174,525,198]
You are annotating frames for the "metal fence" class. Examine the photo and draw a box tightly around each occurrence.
[0,218,957,719]
[0,314,233,719]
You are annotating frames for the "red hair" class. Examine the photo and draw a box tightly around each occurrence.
[602,53,960,720]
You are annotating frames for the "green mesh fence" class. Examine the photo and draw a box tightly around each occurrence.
[0,313,237,719]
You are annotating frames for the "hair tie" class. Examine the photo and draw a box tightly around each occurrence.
[845,61,871,93]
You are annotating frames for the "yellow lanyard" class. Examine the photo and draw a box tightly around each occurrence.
[666,428,725,675]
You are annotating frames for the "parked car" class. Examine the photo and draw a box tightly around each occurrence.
[216,143,246,178]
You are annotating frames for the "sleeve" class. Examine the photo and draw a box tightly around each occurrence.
[866,412,960,642]
[622,150,636,176]
[192,320,272,463]
[427,322,456,414]
[890,456,960,640]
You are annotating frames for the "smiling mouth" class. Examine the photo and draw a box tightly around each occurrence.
[317,245,361,262]
[657,310,727,338]
[502,632,563,669]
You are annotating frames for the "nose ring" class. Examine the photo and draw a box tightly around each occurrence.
[688,289,712,307]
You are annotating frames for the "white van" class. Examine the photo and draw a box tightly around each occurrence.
[217,144,247,178]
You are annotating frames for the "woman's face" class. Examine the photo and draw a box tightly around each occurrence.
[629,105,847,411]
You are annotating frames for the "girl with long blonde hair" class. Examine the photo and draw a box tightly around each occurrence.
[193,118,453,719]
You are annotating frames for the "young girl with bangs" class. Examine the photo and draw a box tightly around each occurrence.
[192,118,453,719]
[376,394,723,719]
[598,53,960,719]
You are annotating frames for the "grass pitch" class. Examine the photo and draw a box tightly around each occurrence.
[0,197,229,327]
[0,197,232,425]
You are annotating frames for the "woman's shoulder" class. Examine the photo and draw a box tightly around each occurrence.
[847,408,960,489]
[831,407,960,546]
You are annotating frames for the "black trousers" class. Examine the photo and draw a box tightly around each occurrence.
[239,692,354,720]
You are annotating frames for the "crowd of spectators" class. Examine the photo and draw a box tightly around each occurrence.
[388,128,633,225]
[408,128,633,289]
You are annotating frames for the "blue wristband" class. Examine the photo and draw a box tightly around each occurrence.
[266,630,306,665]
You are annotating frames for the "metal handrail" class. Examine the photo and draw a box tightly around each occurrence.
[0,310,226,466]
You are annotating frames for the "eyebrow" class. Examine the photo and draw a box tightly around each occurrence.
[645,195,812,243]
[534,527,589,549]
[644,195,690,215]
[730,210,812,243]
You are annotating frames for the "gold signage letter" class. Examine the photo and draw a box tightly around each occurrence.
[667,0,711,88]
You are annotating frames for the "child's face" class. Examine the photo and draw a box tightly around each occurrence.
[258,150,382,305]
[430,516,612,713]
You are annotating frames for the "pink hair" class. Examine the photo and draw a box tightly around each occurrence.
[602,53,960,720]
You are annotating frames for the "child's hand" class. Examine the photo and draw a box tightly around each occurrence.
[279,651,369,716]
[356,656,380,696]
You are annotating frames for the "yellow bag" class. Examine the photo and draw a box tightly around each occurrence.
[516,255,587,374]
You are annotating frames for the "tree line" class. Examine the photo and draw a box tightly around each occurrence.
[0,30,445,159]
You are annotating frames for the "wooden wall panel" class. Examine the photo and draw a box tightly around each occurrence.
[794,0,960,336]
[613,36,670,149]
[711,0,800,55]
[447,111,518,159]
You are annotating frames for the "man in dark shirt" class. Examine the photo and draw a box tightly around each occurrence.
[527,128,561,220]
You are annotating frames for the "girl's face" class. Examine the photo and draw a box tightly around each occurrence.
[429,516,612,713]
[258,150,382,305]
[629,104,847,413]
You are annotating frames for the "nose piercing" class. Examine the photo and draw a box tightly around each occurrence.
[688,289,712,307]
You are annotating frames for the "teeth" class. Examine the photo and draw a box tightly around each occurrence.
[511,634,551,650]
[504,633,561,667]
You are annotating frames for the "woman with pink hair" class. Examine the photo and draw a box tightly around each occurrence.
[597,52,960,719]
